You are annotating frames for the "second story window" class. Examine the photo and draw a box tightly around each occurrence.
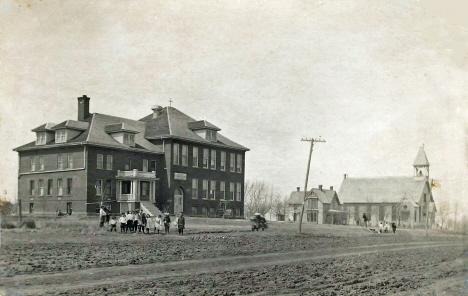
[47,179,53,195]
[236,183,242,201]
[29,180,35,196]
[143,159,148,172]
[229,182,235,200]
[210,180,216,199]
[39,156,44,170]
[192,178,198,199]
[67,178,73,195]
[182,145,188,166]
[150,160,156,172]
[97,154,104,169]
[211,150,216,169]
[36,132,46,145]
[106,155,113,170]
[57,155,64,169]
[38,180,44,196]
[173,143,180,165]
[220,152,226,171]
[203,149,209,169]
[55,130,67,143]
[220,181,225,199]
[125,157,131,170]
[192,147,199,167]
[95,180,102,196]
[237,154,243,173]
[202,179,208,199]
[30,157,36,171]
[57,179,63,196]
[67,154,73,169]
[230,153,235,172]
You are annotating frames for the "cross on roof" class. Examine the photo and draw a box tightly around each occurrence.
[169,98,173,107]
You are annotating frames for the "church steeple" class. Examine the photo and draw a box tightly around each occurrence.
[413,145,430,178]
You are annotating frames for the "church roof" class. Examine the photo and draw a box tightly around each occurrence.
[287,188,338,205]
[413,146,430,167]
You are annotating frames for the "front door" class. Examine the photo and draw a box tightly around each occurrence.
[174,187,184,214]
[140,181,150,201]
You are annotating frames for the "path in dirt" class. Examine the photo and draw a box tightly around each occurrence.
[3,240,464,296]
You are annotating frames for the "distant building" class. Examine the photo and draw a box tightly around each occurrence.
[339,147,436,228]
[14,96,249,217]
[286,185,344,224]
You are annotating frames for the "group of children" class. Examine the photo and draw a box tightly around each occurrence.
[378,221,397,233]
[107,210,185,235]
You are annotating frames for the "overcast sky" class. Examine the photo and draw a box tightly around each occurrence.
[1,0,467,212]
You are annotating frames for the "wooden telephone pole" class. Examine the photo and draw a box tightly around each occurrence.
[298,137,326,234]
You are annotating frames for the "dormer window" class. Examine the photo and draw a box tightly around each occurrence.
[36,132,47,145]
[206,130,217,142]
[105,122,139,147]
[188,120,221,143]
[56,130,67,143]
[123,133,135,146]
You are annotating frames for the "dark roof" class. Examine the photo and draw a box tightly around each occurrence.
[338,177,430,206]
[31,122,57,132]
[287,191,313,205]
[287,188,337,205]
[140,107,249,151]
[50,120,89,131]
[414,147,430,167]
[188,120,221,131]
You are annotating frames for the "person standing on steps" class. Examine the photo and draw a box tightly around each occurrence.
[177,212,185,235]
[163,213,171,234]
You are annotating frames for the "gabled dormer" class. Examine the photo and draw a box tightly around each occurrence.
[105,123,139,147]
[32,123,56,145]
[50,120,89,143]
[188,120,221,142]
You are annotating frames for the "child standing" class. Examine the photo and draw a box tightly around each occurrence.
[109,216,117,232]
[155,215,162,234]
[126,211,134,233]
[163,214,171,234]
[133,210,140,233]
[119,213,126,232]
[145,214,152,234]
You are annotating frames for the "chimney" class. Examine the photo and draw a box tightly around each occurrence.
[318,185,323,191]
[330,186,334,191]
[78,95,90,121]
[344,174,348,179]
[151,105,163,119]
[296,187,300,192]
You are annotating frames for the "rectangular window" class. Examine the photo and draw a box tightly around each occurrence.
[230,182,235,200]
[202,207,208,216]
[122,180,131,194]
[38,180,44,196]
[55,130,67,143]
[210,180,216,199]
[220,181,226,200]
[39,156,44,171]
[123,133,135,146]
[191,207,198,216]
[106,180,112,196]
[192,147,199,167]
[173,143,180,165]
[67,154,73,169]
[97,154,104,169]
[96,180,102,196]
[237,154,242,173]
[230,153,235,172]
[106,155,113,170]
[202,179,209,199]
[236,208,241,217]
[67,178,73,195]
[203,149,209,168]
[29,203,34,213]
[141,181,149,196]
[211,150,216,169]
[36,132,46,145]
[423,193,426,203]
[57,155,64,169]
[221,152,226,171]
[57,179,63,196]
[149,160,156,172]
[192,178,198,199]
[125,157,131,170]
[182,145,188,166]
[47,179,53,195]
[210,207,216,217]
[236,183,242,201]
[30,157,36,171]
[143,159,149,172]
[29,180,35,196]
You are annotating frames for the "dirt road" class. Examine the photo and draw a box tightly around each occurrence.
[3,241,465,296]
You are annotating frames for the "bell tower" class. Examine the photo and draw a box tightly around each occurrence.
[413,145,430,178]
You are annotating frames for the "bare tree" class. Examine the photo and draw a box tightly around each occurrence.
[453,200,459,231]
[436,201,450,229]
[244,180,285,217]
[269,194,288,221]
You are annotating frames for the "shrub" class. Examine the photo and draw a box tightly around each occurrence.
[3,222,16,229]
[20,219,36,229]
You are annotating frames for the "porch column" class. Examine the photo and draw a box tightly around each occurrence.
[116,180,121,201]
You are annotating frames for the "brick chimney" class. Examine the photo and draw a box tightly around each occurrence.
[318,185,323,191]
[330,186,334,191]
[151,105,163,119]
[344,174,348,179]
[296,187,300,192]
[78,95,90,121]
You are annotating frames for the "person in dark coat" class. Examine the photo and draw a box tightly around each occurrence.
[105,207,111,225]
[163,214,171,234]
[177,212,185,235]
[391,221,397,233]
[141,211,147,233]
[362,213,368,228]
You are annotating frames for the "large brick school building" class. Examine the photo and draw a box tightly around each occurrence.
[14,96,249,217]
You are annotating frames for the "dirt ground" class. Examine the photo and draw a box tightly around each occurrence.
[1,217,467,295]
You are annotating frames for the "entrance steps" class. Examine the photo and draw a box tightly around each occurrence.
[140,201,163,218]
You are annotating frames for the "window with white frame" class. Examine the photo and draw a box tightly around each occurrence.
[230,153,235,172]
[36,132,46,145]
[182,145,188,166]
[125,157,131,170]
[67,154,73,169]
[220,181,225,200]
[67,178,73,195]
[236,183,242,201]
[39,156,44,170]
[55,130,67,143]
[202,179,208,199]
[220,152,226,171]
[192,178,198,199]
[206,130,217,142]
[30,157,36,171]
[203,149,209,168]
[57,179,63,196]
[57,155,64,169]
[106,155,113,170]
[97,154,104,169]
[38,180,44,196]
[123,133,135,146]
[173,143,180,165]
[230,182,235,200]
[210,180,216,199]
[192,147,199,167]
[237,154,242,173]
[95,180,102,196]
[106,180,112,196]
[29,180,35,196]
[143,159,148,172]
[210,150,216,169]
[47,179,53,195]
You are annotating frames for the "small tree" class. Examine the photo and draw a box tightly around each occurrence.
[0,199,13,216]
[437,201,450,229]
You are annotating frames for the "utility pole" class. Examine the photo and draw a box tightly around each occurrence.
[298,137,326,234]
